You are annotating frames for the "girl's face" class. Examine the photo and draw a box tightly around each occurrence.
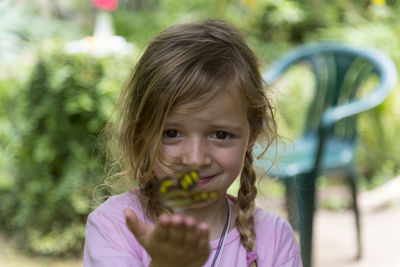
[152,89,251,194]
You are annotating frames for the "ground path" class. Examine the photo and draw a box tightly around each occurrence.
[258,176,400,267]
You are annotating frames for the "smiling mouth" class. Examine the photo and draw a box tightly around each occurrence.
[197,176,215,187]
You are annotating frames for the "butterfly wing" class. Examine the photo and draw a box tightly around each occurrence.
[155,168,222,210]
[161,189,221,209]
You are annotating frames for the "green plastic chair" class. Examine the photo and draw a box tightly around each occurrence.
[254,42,398,267]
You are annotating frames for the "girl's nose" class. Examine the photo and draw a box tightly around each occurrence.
[181,138,212,167]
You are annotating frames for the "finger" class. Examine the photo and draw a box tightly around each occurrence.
[182,216,197,247]
[124,208,152,244]
[169,214,185,247]
[151,213,170,243]
[196,222,210,251]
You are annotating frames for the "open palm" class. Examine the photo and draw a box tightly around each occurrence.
[125,209,211,267]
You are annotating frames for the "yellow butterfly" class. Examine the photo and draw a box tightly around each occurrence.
[154,167,221,210]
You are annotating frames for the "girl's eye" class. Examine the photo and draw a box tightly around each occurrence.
[213,131,231,140]
[163,129,179,138]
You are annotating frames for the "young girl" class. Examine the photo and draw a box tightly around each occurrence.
[84,19,302,267]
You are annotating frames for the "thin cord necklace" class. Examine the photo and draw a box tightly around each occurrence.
[210,197,231,267]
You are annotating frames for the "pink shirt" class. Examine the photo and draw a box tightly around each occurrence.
[84,191,302,267]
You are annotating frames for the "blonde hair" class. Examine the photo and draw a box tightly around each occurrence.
[104,19,277,266]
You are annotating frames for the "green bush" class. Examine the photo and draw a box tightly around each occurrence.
[0,45,134,255]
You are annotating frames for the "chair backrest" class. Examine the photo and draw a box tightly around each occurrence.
[263,42,398,141]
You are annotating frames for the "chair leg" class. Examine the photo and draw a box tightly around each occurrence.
[295,173,317,267]
[348,174,362,260]
[284,180,299,231]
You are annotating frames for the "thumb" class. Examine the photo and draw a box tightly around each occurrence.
[124,208,153,245]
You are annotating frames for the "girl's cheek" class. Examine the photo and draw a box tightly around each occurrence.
[152,163,163,180]
[159,144,181,160]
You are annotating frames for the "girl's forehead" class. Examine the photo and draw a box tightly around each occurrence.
[171,83,246,113]
[169,87,247,119]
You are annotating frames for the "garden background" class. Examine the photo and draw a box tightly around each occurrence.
[0,0,399,266]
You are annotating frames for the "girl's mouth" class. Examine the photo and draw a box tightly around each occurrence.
[197,176,214,187]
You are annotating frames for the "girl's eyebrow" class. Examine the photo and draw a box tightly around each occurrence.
[164,121,182,127]
[208,123,243,132]
[165,121,243,132]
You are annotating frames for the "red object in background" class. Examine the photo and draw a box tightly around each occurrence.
[92,0,118,11]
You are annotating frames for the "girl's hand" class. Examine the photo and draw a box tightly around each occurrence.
[124,209,210,267]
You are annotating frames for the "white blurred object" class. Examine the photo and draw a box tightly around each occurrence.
[93,9,114,39]
[359,175,400,213]
[64,10,136,57]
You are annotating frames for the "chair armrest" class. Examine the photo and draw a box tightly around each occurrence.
[263,42,398,129]
[321,54,398,128]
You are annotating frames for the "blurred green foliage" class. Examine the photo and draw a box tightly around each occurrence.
[0,0,399,257]
[0,42,134,255]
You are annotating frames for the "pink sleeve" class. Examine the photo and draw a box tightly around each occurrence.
[253,208,302,267]
[83,210,146,267]
[278,255,302,267]
[275,219,302,267]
